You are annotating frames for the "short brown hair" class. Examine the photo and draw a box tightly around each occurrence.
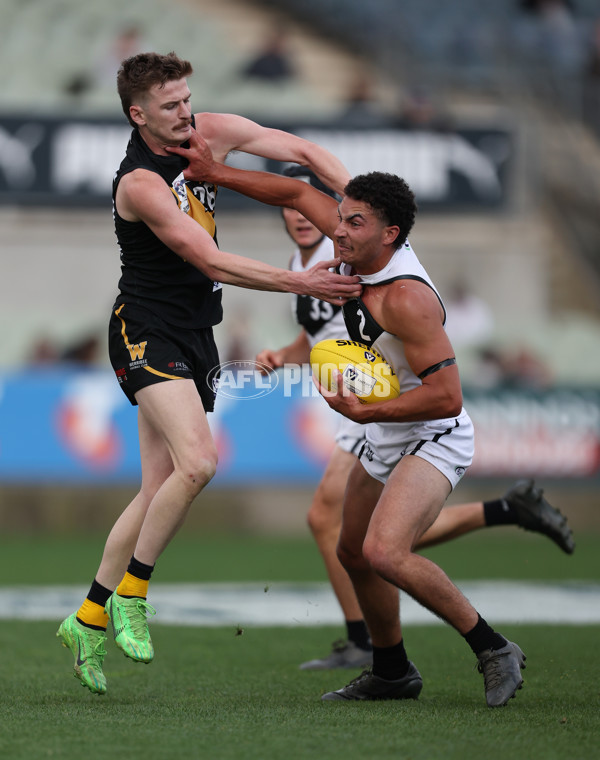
[117,51,193,128]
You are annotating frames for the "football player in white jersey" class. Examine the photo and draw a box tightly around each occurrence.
[252,166,575,672]
[171,139,575,707]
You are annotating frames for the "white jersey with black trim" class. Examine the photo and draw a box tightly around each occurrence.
[340,241,473,487]
[290,237,346,349]
[340,240,445,398]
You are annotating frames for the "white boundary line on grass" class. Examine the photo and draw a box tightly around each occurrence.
[0,581,599,625]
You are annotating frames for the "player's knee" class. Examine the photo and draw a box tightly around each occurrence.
[183,450,218,495]
[196,451,218,485]
[362,534,381,571]
[336,539,368,573]
[306,505,319,536]
[306,498,340,536]
[363,533,408,581]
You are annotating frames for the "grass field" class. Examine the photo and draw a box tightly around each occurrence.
[0,529,598,759]
[1,528,598,585]
[1,622,597,760]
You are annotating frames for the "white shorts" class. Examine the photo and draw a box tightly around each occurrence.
[335,414,366,456]
[358,408,474,490]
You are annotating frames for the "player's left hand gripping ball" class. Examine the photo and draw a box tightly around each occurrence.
[310,339,400,404]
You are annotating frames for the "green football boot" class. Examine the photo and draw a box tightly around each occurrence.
[56,612,108,695]
[105,592,155,663]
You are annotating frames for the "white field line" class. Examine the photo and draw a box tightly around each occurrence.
[0,581,599,626]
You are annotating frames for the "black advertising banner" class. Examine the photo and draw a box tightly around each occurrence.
[0,115,130,207]
[0,115,512,210]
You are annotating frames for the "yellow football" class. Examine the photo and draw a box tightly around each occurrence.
[310,338,400,404]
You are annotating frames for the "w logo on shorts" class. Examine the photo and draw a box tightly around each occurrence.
[127,341,147,361]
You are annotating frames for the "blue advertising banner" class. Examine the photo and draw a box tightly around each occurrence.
[0,368,333,485]
[1,369,599,485]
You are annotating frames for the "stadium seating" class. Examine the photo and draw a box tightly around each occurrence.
[3,0,599,123]
[0,0,344,118]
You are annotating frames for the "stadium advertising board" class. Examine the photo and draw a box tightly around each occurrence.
[0,115,511,210]
[0,369,598,484]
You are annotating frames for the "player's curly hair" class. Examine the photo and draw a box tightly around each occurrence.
[117,51,193,128]
[344,172,417,249]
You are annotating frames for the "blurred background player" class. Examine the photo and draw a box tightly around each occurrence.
[253,165,575,671]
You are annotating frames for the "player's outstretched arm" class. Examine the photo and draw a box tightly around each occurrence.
[116,169,360,303]
[193,113,351,196]
[167,129,339,240]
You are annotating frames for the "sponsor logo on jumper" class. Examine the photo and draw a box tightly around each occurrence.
[172,173,190,213]
[168,361,190,372]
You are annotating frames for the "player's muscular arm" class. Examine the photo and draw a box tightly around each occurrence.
[366,284,462,422]
[117,169,360,302]
[194,113,351,195]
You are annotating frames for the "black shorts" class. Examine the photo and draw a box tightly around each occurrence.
[108,302,220,411]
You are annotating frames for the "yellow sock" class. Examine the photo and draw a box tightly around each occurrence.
[116,572,149,599]
[77,598,109,629]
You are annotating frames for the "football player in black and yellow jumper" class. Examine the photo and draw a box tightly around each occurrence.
[56,51,361,695]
